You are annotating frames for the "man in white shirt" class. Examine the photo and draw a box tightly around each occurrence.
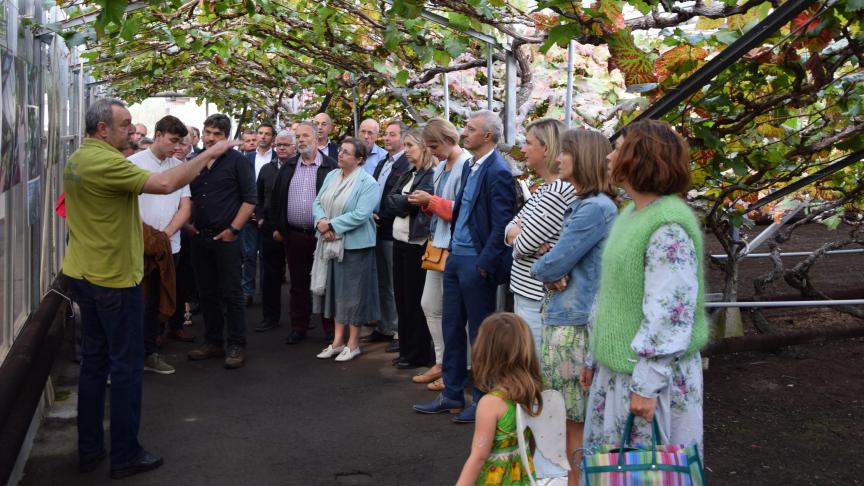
[240,122,276,305]
[129,115,194,375]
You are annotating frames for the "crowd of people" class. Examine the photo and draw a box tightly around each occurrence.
[62,98,706,483]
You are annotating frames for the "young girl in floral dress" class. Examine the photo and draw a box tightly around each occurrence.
[455,313,544,486]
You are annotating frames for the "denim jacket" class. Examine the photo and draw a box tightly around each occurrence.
[530,193,617,326]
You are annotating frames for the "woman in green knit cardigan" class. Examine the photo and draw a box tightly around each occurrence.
[581,120,708,456]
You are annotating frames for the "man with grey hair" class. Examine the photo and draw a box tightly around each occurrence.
[357,118,387,175]
[414,110,515,423]
[270,122,337,343]
[64,98,237,478]
[253,129,294,331]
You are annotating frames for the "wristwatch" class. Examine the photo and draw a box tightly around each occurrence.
[229,226,241,235]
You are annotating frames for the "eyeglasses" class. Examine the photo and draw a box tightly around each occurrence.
[274,143,294,148]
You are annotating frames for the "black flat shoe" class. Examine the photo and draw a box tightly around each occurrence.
[385,339,400,353]
[395,359,420,370]
[78,450,106,473]
[285,330,306,345]
[109,450,163,479]
[361,330,393,343]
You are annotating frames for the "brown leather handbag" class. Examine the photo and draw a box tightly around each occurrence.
[421,240,448,272]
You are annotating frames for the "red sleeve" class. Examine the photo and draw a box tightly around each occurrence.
[424,196,453,222]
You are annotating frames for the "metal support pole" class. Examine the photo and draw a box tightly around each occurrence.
[443,72,450,120]
[707,299,864,308]
[712,248,864,259]
[486,43,494,110]
[565,40,574,128]
[504,50,517,145]
[352,86,360,136]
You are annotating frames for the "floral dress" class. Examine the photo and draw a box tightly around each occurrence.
[583,223,704,455]
[476,390,534,485]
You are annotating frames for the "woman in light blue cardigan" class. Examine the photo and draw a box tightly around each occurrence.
[311,138,381,362]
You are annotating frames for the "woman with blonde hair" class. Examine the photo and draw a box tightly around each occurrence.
[385,129,437,369]
[407,118,472,389]
[505,118,574,353]
[530,128,617,484]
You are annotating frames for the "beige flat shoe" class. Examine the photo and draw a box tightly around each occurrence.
[412,366,443,384]
[427,377,445,391]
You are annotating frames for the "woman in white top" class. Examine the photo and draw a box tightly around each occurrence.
[385,129,438,369]
[504,119,576,352]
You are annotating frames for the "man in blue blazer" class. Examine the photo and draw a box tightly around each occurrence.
[414,110,515,423]
[241,123,276,306]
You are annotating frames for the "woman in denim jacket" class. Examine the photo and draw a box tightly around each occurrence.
[530,129,616,484]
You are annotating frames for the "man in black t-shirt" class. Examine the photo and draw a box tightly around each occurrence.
[186,114,257,369]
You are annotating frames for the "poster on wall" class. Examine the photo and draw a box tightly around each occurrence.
[0,50,19,193]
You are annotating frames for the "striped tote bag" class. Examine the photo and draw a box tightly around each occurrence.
[582,414,705,486]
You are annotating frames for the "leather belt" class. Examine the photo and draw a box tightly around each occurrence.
[288,224,316,235]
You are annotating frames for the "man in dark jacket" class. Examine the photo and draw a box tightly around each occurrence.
[367,120,410,350]
[270,122,337,344]
[254,129,294,332]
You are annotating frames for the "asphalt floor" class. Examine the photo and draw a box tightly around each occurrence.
[19,290,473,486]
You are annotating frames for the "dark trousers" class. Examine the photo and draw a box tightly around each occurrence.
[144,253,182,355]
[284,229,334,334]
[240,221,259,297]
[191,234,246,347]
[393,241,432,366]
[441,254,498,404]
[176,231,198,306]
[260,226,285,323]
[68,276,144,468]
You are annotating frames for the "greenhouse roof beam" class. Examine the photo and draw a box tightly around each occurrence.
[746,149,864,213]
[613,0,817,139]
[37,2,148,38]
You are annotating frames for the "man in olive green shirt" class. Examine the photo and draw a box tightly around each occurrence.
[64,98,236,479]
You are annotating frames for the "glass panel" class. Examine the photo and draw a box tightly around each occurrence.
[0,192,7,354]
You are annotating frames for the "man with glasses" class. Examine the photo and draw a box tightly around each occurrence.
[254,130,294,332]
[132,123,148,143]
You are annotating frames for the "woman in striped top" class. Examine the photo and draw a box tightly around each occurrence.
[504,118,575,354]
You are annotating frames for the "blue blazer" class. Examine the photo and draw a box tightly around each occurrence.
[450,149,516,284]
[312,169,379,250]
[244,150,275,179]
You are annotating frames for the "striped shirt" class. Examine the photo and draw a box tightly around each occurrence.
[507,179,577,300]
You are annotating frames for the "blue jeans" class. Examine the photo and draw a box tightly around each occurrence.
[68,276,144,468]
[513,294,543,356]
[240,222,259,297]
[441,254,498,405]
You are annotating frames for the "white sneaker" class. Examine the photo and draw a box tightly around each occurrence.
[316,345,345,359]
[334,346,361,362]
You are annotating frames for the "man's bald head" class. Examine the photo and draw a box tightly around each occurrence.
[357,119,380,150]
[313,112,333,144]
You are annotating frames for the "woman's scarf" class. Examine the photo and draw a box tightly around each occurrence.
[310,167,361,296]
[430,152,469,248]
